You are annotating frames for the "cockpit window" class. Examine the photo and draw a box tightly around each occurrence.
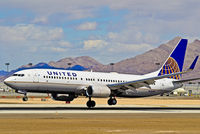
[12,74,25,77]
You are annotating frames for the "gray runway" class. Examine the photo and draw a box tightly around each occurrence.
[1,104,200,114]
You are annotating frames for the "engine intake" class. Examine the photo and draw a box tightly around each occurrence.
[51,93,75,101]
[86,85,111,98]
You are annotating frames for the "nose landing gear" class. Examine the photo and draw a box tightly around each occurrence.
[22,93,28,101]
[108,97,117,105]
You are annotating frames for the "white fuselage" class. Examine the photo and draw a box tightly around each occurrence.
[4,69,182,98]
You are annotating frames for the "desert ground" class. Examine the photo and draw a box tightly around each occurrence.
[0,113,200,134]
[1,97,200,134]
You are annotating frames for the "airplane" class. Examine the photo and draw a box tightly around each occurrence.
[3,38,199,108]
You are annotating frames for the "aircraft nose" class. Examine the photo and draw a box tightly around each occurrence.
[4,77,12,86]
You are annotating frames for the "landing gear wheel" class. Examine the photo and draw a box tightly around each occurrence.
[112,98,117,105]
[108,98,117,105]
[108,98,112,105]
[22,96,28,101]
[91,100,96,107]
[86,100,96,108]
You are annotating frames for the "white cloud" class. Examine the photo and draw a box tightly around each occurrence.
[76,22,97,30]
[59,41,71,47]
[49,47,67,52]
[108,43,153,53]
[107,30,160,45]
[83,40,108,50]
[32,16,48,24]
[1,0,198,19]
[0,24,64,44]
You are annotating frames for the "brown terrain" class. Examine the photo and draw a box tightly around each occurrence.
[0,113,200,134]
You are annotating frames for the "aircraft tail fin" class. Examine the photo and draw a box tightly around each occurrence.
[157,39,188,80]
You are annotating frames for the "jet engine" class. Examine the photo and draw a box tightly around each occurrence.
[51,93,76,101]
[86,85,111,97]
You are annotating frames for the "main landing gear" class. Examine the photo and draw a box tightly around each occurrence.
[86,97,96,108]
[86,97,118,108]
[22,93,28,101]
[107,97,117,105]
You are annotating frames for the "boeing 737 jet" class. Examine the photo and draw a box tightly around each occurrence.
[4,39,199,108]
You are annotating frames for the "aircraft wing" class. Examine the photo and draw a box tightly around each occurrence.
[108,56,199,90]
[107,71,185,90]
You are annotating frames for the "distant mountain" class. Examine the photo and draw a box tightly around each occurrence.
[0,70,9,76]
[16,62,88,71]
[48,56,105,71]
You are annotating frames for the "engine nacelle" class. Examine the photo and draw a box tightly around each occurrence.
[51,93,75,101]
[86,85,111,98]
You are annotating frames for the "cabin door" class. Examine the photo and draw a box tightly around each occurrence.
[33,72,39,83]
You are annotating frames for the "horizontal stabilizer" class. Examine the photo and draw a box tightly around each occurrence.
[173,77,200,83]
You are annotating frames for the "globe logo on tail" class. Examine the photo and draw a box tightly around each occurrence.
[158,57,181,80]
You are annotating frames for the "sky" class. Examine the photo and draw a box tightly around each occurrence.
[0,0,200,70]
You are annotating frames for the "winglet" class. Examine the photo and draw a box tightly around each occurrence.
[188,56,199,71]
